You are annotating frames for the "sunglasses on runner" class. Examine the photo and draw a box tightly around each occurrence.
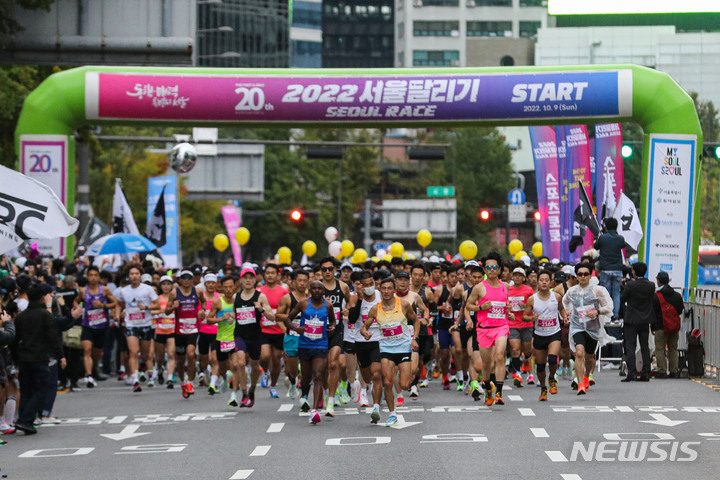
[485,265,500,271]
[321,267,335,272]
[576,272,591,277]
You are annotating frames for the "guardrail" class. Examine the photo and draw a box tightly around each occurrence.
[681,288,720,378]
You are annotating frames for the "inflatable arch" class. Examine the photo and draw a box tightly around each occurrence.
[15,65,702,288]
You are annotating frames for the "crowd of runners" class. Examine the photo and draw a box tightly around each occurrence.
[0,251,615,432]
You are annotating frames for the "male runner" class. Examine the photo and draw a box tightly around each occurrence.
[507,267,535,387]
[232,268,275,407]
[115,264,160,393]
[523,270,567,400]
[164,270,202,398]
[75,266,116,388]
[453,262,483,400]
[361,277,418,427]
[206,275,237,396]
[466,252,510,406]
[285,281,336,424]
[409,263,435,389]
[395,269,429,400]
[319,257,350,416]
[258,264,289,399]
[435,265,459,390]
[198,273,220,388]
[276,270,309,399]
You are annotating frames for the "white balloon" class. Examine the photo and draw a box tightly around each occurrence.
[324,226,338,243]
[520,255,531,266]
[429,255,440,263]
[329,240,342,257]
[376,249,387,258]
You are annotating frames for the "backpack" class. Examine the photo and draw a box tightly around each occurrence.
[656,291,681,335]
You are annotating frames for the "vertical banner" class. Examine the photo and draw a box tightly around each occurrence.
[589,137,596,199]
[645,134,697,290]
[555,126,570,261]
[19,135,69,258]
[147,176,179,268]
[529,126,562,261]
[594,123,625,222]
[565,125,593,262]
[221,205,242,266]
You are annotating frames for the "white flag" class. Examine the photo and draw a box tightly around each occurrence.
[112,179,140,236]
[0,165,79,255]
[612,192,643,250]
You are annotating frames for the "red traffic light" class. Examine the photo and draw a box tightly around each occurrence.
[534,210,541,221]
[290,209,303,222]
[479,209,491,221]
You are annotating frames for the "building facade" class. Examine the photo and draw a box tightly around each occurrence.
[291,0,323,67]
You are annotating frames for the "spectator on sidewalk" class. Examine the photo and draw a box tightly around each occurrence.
[653,271,684,379]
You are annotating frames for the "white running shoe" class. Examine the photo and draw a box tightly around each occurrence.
[410,385,419,399]
[359,390,369,407]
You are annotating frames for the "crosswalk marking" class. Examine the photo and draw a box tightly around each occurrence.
[508,395,523,402]
[518,408,535,416]
[531,427,549,438]
[278,404,293,412]
[546,450,569,462]
[267,423,284,433]
[250,445,271,457]
[230,470,254,479]
[560,475,582,480]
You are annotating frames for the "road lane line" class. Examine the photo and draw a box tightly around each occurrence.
[250,445,271,457]
[278,404,293,412]
[230,470,254,479]
[518,408,535,416]
[508,395,523,402]
[267,423,284,433]
[560,475,582,480]
[546,450,568,462]
[531,427,549,438]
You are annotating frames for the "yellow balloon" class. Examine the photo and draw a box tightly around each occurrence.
[277,246,292,264]
[416,229,432,248]
[532,242,543,258]
[508,239,523,256]
[514,250,527,261]
[371,256,380,262]
[389,242,404,258]
[340,240,355,258]
[235,227,250,246]
[354,248,368,263]
[382,254,392,262]
[459,240,478,260]
[302,240,317,257]
[213,234,229,252]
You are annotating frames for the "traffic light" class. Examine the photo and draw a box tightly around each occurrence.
[290,209,303,222]
[479,209,491,221]
[703,144,720,159]
[534,210,541,222]
[621,144,634,158]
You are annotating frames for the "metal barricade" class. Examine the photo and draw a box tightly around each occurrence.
[681,288,720,378]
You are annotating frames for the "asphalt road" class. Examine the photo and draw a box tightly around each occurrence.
[2,369,719,480]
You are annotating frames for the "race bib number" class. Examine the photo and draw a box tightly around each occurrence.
[536,315,558,330]
[303,319,324,340]
[236,306,256,325]
[261,309,277,327]
[289,317,301,336]
[178,318,198,334]
[87,308,107,327]
[220,340,236,353]
[126,308,146,327]
[487,301,507,319]
[509,296,525,312]
[381,322,404,341]
[577,305,597,323]
[157,315,175,329]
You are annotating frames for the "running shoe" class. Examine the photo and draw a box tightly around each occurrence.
[338,387,350,405]
[385,414,398,427]
[0,438,6,445]
[457,381,464,392]
[351,380,360,403]
[138,371,147,383]
[420,365,427,380]
[471,387,482,402]
[186,383,195,396]
[228,393,238,407]
[157,369,165,385]
[198,374,207,387]
[325,402,335,417]
[166,380,174,389]
[288,383,298,399]
[588,375,595,386]
[571,378,578,390]
[208,386,217,396]
[521,360,530,373]
[419,378,429,388]
[396,395,405,407]
[359,390,370,407]
[512,372,524,388]
[42,416,60,425]
[549,379,559,395]
[260,371,270,388]
[310,410,321,425]
[448,374,457,384]
[240,394,254,408]
[270,387,279,398]
[124,377,133,386]
[133,381,142,393]
[86,376,97,388]
[147,378,155,388]
[117,372,126,381]
[1,422,16,434]
[539,388,548,401]
[527,374,536,385]
[494,392,505,405]
[443,380,450,391]
[299,397,311,413]
[370,408,380,424]
[484,389,494,406]
[577,383,587,396]
[431,366,440,379]
[181,384,189,399]
[409,385,419,400]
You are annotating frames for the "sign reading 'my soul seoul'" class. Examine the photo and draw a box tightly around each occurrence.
[85,70,633,123]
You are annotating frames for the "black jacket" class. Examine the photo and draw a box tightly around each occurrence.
[593,231,630,272]
[14,301,63,363]
[620,277,661,325]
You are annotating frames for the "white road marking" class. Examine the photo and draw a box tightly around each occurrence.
[508,395,523,402]
[230,470,254,479]
[249,445,271,457]
[278,404,293,412]
[560,475,582,480]
[531,427,549,438]
[546,450,568,462]
[518,408,535,417]
[267,423,284,433]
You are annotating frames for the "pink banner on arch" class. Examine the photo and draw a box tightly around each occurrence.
[221,205,242,266]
